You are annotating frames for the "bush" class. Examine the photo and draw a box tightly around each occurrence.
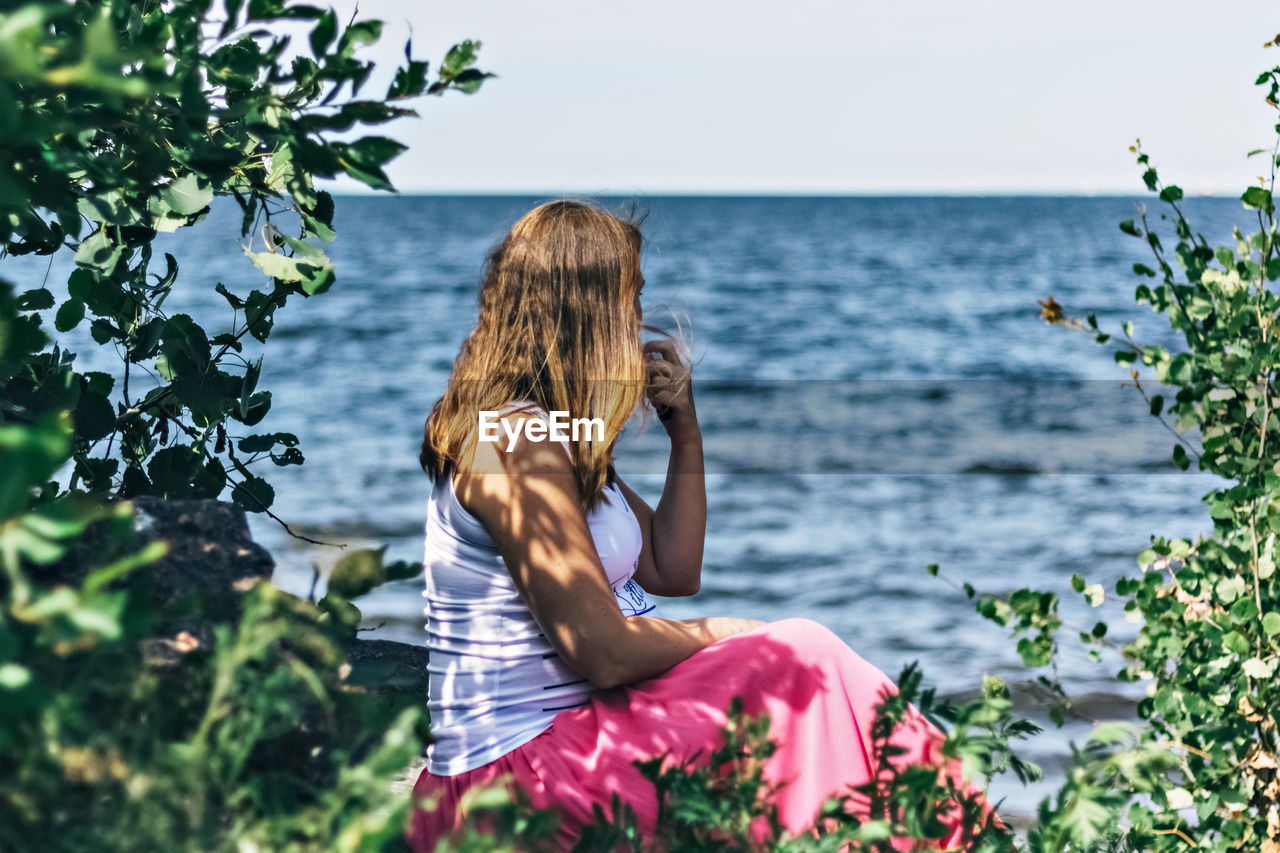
[0,1,489,849]
[974,41,1280,853]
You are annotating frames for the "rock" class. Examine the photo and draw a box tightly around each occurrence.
[346,637,430,697]
[346,638,432,771]
[124,495,275,605]
[40,496,274,609]
[35,497,275,664]
[40,495,434,716]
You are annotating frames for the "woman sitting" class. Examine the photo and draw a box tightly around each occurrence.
[406,198,994,851]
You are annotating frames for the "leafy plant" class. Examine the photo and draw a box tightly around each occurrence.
[423,666,1039,853]
[961,39,1280,852]
[0,0,491,525]
[0,1,491,849]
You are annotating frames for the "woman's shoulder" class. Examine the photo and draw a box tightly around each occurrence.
[458,399,573,478]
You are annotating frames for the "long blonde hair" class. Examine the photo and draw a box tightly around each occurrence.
[420,198,647,512]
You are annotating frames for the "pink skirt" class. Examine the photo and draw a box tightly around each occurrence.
[405,617,995,851]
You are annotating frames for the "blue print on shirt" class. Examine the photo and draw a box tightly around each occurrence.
[615,577,655,616]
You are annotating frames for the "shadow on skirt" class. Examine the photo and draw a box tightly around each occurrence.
[405,617,996,851]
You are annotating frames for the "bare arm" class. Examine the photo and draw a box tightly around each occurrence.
[615,459,704,597]
[456,415,755,690]
[622,338,706,597]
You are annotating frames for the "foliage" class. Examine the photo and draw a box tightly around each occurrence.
[432,667,1034,853]
[962,43,1280,852]
[0,0,490,849]
[0,0,491,520]
[0,307,433,851]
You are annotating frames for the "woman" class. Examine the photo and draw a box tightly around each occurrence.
[406,199,994,851]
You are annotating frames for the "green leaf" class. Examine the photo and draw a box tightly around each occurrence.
[1216,575,1246,603]
[1087,721,1137,744]
[337,19,382,59]
[1262,612,1280,637]
[68,267,125,318]
[318,594,363,631]
[327,545,389,599]
[193,457,227,498]
[89,319,117,345]
[239,391,272,426]
[148,446,203,498]
[242,290,279,343]
[74,229,123,273]
[344,136,407,169]
[73,389,116,441]
[68,594,125,639]
[310,7,336,56]
[237,431,297,453]
[441,40,480,77]
[171,368,236,418]
[215,282,245,310]
[159,174,213,217]
[388,57,428,99]
[1242,185,1273,210]
[55,298,85,332]
[245,249,304,281]
[270,448,303,466]
[1159,185,1183,202]
[1119,219,1140,237]
[232,475,275,512]
[450,68,492,95]
[383,559,423,582]
[160,314,211,370]
[1243,657,1278,678]
[244,242,334,293]
[240,357,262,402]
[1223,630,1250,655]
[17,288,54,310]
[1172,443,1190,470]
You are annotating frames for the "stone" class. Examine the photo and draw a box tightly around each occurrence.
[39,495,274,610]
[124,495,275,606]
[346,637,430,697]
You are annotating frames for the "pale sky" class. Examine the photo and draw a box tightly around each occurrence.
[326,1,1280,195]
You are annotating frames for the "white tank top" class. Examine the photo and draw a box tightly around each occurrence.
[422,401,661,775]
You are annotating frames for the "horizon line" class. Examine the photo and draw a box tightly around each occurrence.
[327,188,1234,199]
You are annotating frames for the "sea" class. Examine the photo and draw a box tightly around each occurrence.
[6,194,1245,819]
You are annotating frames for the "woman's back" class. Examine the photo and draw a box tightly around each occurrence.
[422,402,659,775]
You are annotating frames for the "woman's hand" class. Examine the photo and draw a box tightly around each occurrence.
[644,338,699,444]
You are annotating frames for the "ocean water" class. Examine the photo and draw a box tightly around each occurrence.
[6,195,1244,817]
